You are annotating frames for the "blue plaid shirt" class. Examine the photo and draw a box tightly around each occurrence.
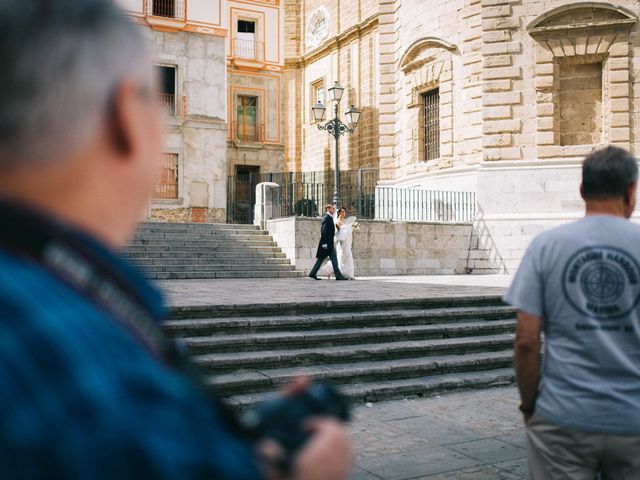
[0,204,262,479]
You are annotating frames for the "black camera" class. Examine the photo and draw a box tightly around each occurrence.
[241,382,350,456]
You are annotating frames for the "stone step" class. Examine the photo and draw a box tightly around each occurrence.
[123,246,283,254]
[130,233,272,241]
[165,304,514,332]
[139,222,260,230]
[128,239,277,247]
[180,319,516,353]
[134,227,266,235]
[194,334,514,373]
[137,263,296,273]
[168,295,515,404]
[207,349,513,396]
[224,368,515,407]
[129,221,294,279]
[121,251,287,259]
[130,257,291,266]
[150,270,306,280]
[169,296,508,319]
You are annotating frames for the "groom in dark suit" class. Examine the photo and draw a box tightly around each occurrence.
[309,204,347,280]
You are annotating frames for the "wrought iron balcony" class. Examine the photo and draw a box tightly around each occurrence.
[156,93,186,117]
[232,37,264,61]
[144,0,187,30]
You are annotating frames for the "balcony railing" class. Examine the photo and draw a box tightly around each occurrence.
[144,0,186,21]
[156,93,187,117]
[232,37,264,61]
[157,93,176,116]
[156,93,186,117]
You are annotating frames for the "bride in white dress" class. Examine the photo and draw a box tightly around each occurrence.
[318,207,356,279]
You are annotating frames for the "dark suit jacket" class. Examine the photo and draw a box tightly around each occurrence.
[315,213,336,259]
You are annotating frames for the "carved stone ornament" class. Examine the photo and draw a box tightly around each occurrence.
[306,7,330,50]
[527,2,637,36]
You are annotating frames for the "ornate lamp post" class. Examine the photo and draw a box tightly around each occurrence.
[312,81,361,206]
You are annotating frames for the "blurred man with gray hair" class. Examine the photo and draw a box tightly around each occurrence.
[505,146,640,479]
[0,1,350,478]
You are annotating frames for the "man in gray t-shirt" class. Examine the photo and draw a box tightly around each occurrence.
[505,146,640,479]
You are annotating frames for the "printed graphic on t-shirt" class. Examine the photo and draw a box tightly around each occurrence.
[562,246,640,321]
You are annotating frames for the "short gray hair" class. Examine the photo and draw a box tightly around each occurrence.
[582,146,639,200]
[0,0,152,166]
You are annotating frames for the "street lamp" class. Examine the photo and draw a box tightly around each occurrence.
[315,81,361,206]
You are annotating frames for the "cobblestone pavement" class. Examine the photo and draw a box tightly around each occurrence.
[159,275,511,307]
[349,387,528,480]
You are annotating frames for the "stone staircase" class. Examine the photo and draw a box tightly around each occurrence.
[164,296,516,407]
[122,222,304,279]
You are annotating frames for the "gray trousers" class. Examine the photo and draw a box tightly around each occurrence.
[309,249,342,279]
[526,412,640,480]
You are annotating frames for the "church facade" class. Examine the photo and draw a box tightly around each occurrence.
[283,0,640,272]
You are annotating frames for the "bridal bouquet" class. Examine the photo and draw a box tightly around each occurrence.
[344,216,359,230]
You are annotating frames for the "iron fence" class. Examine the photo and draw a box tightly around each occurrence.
[375,186,476,223]
[227,169,379,224]
[227,170,476,224]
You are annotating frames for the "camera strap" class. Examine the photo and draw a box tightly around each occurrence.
[0,205,171,364]
[0,202,246,435]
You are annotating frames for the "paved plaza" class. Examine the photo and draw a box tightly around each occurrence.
[349,387,527,480]
[159,274,511,307]
[158,275,525,479]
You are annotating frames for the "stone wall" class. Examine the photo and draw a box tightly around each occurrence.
[267,216,473,276]
[144,29,228,222]
[150,208,223,224]
[284,1,640,273]
[380,0,640,272]
[558,61,603,146]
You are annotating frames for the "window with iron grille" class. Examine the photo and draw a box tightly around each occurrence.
[153,153,178,200]
[152,0,175,18]
[422,88,440,161]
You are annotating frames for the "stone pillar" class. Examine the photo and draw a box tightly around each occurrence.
[254,181,280,229]
[377,0,400,182]
[480,0,523,162]
[460,0,483,165]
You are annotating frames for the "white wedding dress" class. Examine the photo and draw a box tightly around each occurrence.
[318,215,356,279]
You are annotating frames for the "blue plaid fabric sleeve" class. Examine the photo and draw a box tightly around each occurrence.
[0,253,262,480]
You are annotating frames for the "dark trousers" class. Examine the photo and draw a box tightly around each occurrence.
[309,249,343,279]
